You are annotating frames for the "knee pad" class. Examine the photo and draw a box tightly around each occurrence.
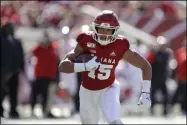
[109,119,124,124]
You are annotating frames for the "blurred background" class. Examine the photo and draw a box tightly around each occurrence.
[1,0,186,124]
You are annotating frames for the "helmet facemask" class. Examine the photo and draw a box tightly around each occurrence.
[92,22,119,46]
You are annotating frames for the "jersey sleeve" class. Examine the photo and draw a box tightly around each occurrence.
[122,38,130,53]
[75,32,88,52]
[76,32,85,47]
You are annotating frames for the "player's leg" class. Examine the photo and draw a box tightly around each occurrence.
[100,80,123,124]
[79,85,100,124]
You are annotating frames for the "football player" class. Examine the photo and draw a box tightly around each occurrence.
[59,10,152,124]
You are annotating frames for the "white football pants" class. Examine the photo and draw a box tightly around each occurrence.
[79,80,121,124]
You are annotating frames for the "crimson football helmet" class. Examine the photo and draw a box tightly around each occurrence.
[92,10,120,46]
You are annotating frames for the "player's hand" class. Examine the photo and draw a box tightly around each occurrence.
[137,92,151,108]
[85,56,100,71]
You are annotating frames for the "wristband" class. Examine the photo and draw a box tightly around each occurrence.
[142,80,151,93]
[74,63,86,72]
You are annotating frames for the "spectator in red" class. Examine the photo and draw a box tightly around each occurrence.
[1,3,21,25]
[171,42,186,115]
[1,4,15,18]
[30,30,59,118]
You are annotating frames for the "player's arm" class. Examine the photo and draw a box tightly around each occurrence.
[124,49,152,108]
[123,49,152,92]
[58,44,100,74]
[58,43,84,73]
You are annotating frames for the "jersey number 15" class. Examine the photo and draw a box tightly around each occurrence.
[88,64,113,80]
